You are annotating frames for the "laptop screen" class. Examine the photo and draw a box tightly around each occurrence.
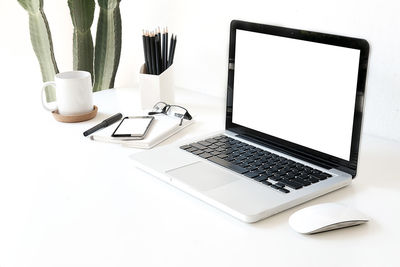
[232,29,361,161]
[226,21,369,176]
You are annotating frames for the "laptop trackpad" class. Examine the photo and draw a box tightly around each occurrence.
[166,161,240,192]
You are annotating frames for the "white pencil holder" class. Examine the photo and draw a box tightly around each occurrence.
[139,64,175,110]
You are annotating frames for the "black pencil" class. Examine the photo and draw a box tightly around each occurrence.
[168,34,174,68]
[143,31,150,74]
[162,28,168,71]
[145,31,152,74]
[157,27,162,74]
[166,28,169,69]
[150,32,157,75]
[155,35,161,75]
[168,35,177,67]
[142,30,146,67]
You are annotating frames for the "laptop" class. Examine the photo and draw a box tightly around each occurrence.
[130,20,369,223]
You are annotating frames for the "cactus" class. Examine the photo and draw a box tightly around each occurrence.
[17,0,59,102]
[68,0,95,81]
[93,0,122,92]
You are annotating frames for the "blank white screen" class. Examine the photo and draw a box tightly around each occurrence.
[115,117,153,135]
[232,30,360,160]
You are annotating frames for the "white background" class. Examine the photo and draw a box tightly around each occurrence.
[232,30,360,160]
[0,1,400,265]
[1,0,399,142]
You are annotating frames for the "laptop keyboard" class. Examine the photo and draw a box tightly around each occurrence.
[180,135,332,194]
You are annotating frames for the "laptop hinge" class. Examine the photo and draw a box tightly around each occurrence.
[236,133,336,170]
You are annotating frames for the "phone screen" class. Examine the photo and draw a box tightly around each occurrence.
[112,116,154,137]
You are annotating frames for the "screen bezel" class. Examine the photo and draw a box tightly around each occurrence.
[226,20,369,177]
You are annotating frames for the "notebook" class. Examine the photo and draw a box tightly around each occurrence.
[90,114,193,149]
[130,20,369,222]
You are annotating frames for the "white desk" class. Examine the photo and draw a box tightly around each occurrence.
[1,88,400,267]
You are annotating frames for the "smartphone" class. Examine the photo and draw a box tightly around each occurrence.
[111,116,154,139]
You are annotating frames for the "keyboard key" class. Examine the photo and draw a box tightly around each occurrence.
[180,145,191,150]
[298,173,310,179]
[246,170,264,178]
[295,163,305,168]
[225,156,236,162]
[186,147,198,153]
[293,178,311,186]
[236,156,247,161]
[208,156,248,174]
[270,174,283,181]
[244,172,261,178]
[285,173,295,180]
[261,180,272,186]
[205,138,218,144]
[311,173,329,180]
[279,188,290,193]
[312,169,322,175]
[239,163,250,169]
[190,143,207,150]
[280,179,303,190]
[191,150,204,155]
[275,182,286,188]
[254,175,269,182]
[269,167,279,173]
[199,152,213,159]
[217,153,228,159]
[253,161,263,167]
[264,172,275,178]
[308,177,319,183]
[210,151,221,156]
[232,160,243,165]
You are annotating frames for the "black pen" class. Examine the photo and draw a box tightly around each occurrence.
[83,113,123,137]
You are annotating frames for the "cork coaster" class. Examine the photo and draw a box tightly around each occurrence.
[52,105,98,123]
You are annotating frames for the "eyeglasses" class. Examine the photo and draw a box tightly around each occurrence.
[148,101,192,126]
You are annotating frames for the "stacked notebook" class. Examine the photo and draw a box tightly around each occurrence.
[90,114,193,149]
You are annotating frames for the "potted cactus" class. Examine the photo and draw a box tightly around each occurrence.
[17,0,122,102]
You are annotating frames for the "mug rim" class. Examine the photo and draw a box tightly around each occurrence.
[56,71,91,80]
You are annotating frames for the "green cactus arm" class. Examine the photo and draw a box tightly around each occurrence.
[93,0,122,92]
[17,0,59,102]
[68,0,95,80]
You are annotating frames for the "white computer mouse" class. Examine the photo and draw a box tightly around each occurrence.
[289,202,369,234]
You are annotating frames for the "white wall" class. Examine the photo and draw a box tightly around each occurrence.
[1,0,399,142]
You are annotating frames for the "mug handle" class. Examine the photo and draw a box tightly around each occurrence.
[41,81,57,112]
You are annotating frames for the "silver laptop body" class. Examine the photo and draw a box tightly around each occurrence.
[131,20,369,223]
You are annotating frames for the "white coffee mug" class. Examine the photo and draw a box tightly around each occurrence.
[41,71,93,116]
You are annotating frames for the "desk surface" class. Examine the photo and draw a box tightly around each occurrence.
[1,88,400,267]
